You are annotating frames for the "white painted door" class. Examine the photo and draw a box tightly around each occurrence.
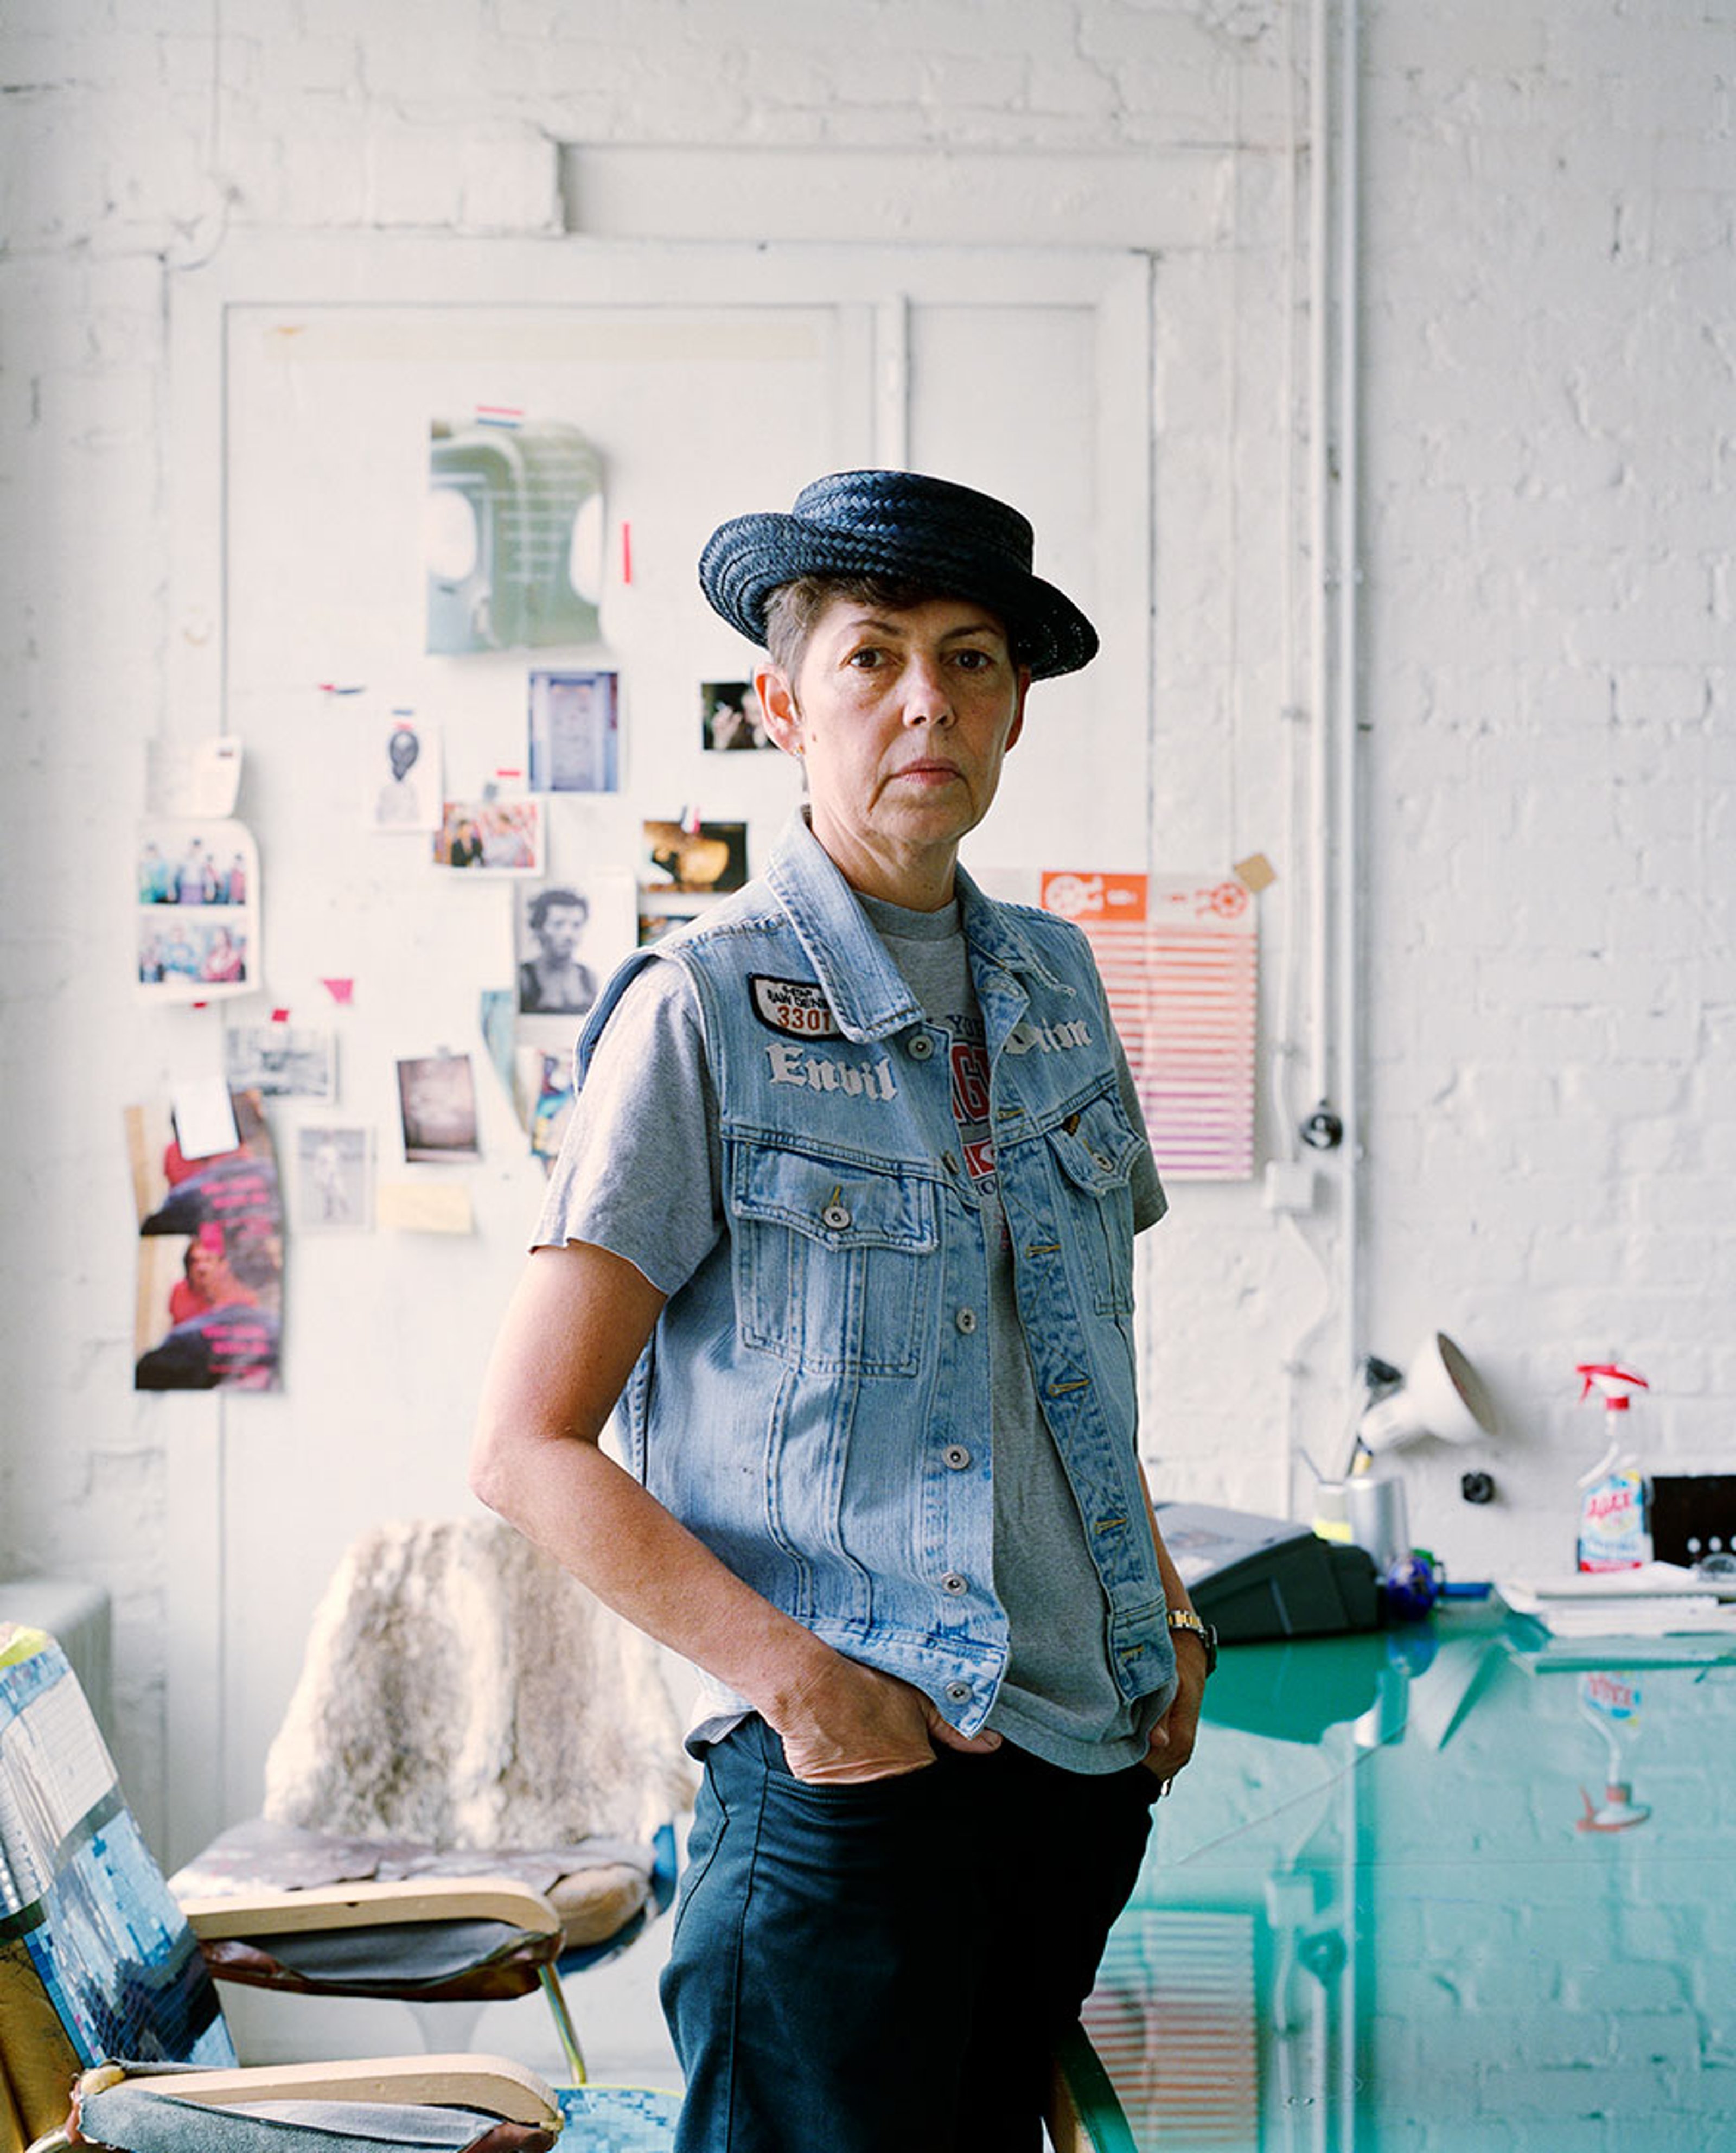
[165,235,1152,1863]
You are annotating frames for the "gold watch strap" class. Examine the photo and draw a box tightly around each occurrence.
[1166,1607,1217,1674]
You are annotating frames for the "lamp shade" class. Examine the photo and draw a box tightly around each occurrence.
[1359,1333,1496,1454]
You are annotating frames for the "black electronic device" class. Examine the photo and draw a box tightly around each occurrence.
[1154,1500,1381,1642]
[1649,1474,1736,1570]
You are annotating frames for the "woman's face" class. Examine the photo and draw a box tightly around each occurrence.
[756,593,1028,904]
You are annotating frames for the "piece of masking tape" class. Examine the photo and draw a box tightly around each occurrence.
[377,1182,474,1234]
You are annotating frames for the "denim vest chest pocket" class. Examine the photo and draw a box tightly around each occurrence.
[729,1136,940,1376]
[1042,1088,1140,1315]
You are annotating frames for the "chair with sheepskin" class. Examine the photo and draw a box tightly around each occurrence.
[170,1517,698,2090]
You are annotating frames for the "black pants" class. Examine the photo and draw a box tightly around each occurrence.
[661,1715,1156,2153]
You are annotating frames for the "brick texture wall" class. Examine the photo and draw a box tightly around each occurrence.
[0,0,1728,1846]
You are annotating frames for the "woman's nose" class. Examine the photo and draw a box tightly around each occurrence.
[899,655,953,725]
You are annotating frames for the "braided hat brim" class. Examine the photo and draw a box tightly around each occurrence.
[699,504,1099,681]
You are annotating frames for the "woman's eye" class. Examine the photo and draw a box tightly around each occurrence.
[954,648,992,671]
[846,647,883,669]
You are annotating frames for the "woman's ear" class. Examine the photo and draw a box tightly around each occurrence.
[754,664,804,757]
[1005,666,1032,753]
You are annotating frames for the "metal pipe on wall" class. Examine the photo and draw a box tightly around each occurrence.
[1335,0,1370,1395]
[1307,0,1333,1124]
[1335,0,1364,1391]
[1305,0,1365,1431]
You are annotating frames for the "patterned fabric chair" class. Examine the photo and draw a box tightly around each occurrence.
[0,1622,677,2153]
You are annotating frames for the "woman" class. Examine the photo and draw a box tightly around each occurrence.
[473,470,1209,2153]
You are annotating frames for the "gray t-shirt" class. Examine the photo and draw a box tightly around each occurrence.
[534,896,1167,1772]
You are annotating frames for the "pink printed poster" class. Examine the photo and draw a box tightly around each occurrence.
[1039,870,1257,1183]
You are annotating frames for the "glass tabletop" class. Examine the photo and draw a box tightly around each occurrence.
[1087,1606,1736,2151]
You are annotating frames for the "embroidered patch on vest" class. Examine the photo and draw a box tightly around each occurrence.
[750,976,843,1040]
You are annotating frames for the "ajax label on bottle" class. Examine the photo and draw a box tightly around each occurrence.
[1574,1360,1651,1574]
[1578,1467,1649,1572]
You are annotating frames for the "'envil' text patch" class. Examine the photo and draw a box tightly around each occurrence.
[750,976,843,1040]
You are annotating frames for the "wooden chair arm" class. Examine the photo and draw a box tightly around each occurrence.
[1045,2058,1089,2153]
[177,1874,562,1940]
[107,2054,559,2128]
[1045,2024,1138,2153]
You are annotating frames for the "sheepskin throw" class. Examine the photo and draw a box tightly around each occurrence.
[263,1517,695,1850]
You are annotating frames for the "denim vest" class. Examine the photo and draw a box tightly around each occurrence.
[577,813,1174,1738]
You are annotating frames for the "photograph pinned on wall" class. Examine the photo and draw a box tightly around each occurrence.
[516,1047,575,1171]
[125,1088,283,1393]
[425,412,605,655]
[480,987,518,1109]
[514,869,636,1022]
[701,679,773,753]
[396,1053,481,1162]
[296,1126,374,1231]
[528,668,621,792]
[642,818,748,895]
[136,818,260,1003]
[639,818,749,946]
[637,897,708,948]
[365,705,442,831]
[433,794,542,873]
[225,1022,336,1101]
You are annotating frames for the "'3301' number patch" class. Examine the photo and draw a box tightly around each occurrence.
[750,976,842,1039]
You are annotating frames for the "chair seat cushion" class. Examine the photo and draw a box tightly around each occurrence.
[541,1863,648,1948]
[198,1918,558,2003]
[73,2081,557,2152]
[173,1820,655,1956]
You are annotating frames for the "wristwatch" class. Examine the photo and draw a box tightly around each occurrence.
[1167,1607,1218,1677]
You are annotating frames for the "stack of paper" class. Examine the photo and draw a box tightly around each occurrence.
[1499,1563,1736,1639]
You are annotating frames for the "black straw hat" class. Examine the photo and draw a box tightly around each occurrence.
[698,469,1099,680]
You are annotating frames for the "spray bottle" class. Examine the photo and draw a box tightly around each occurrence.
[1574,1670,1651,1834]
[1574,1361,1651,1573]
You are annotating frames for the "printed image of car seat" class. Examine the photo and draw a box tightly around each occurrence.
[426,418,605,653]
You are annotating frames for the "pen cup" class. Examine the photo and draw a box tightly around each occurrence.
[1347,1472,1410,1571]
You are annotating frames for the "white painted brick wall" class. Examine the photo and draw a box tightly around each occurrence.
[0,0,1729,1864]
[1360,0,1732,1580]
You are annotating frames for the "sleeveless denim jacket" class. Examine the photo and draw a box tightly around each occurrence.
[576,812,1174,1737]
